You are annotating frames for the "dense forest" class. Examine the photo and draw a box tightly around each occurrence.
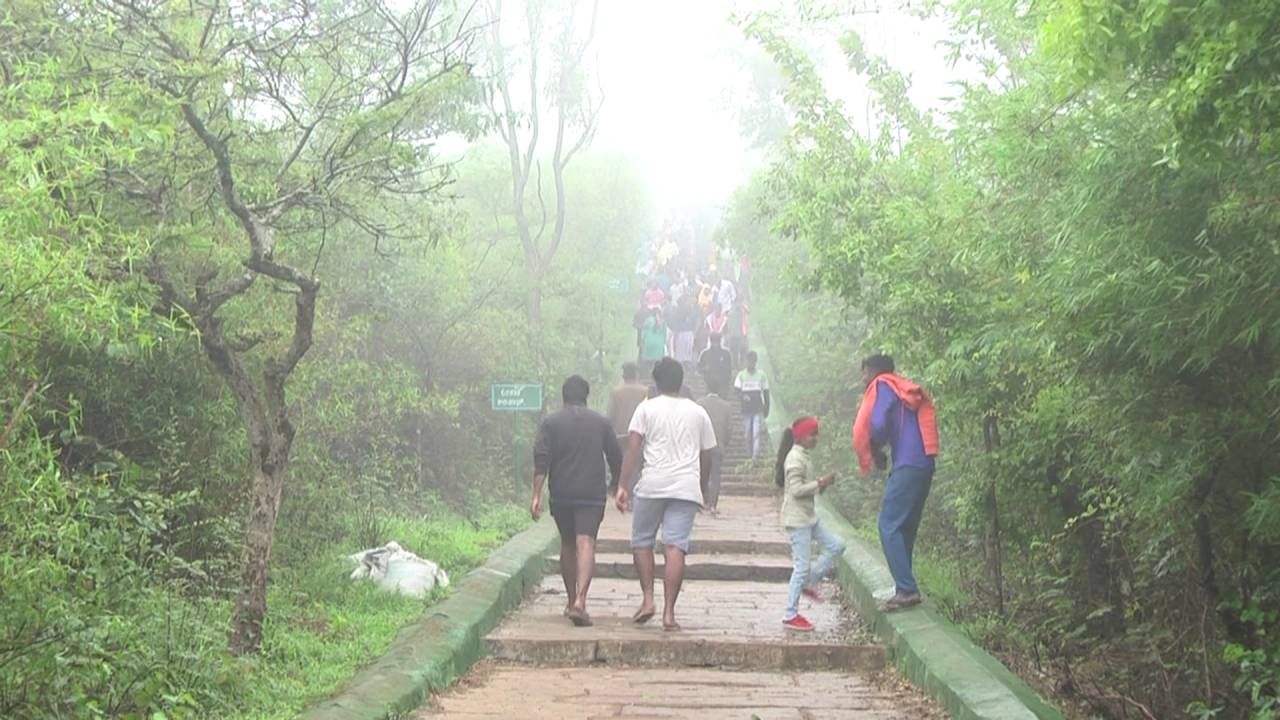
[3,0,1279,718]
[728,2,1280,719]
[1,1,643,716]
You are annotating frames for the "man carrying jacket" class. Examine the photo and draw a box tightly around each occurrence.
[851,354,939,611]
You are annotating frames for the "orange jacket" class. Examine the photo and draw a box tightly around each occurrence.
[852,373,939,474]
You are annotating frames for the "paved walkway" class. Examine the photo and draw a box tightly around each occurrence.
[433,665,937,719]
[418,438,945,718]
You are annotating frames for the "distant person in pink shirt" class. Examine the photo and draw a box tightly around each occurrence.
[704,302,728,342]
[643,280,666,310]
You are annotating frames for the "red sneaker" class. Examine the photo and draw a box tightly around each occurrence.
[801,587,824,602]
[782,614,816,632]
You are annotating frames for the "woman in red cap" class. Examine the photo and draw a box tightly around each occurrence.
[775,416,846,632]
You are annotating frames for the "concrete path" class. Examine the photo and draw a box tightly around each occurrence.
[432,665,942,719]
[418,447,945,718]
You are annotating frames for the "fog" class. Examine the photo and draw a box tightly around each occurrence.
[589,1,973,217]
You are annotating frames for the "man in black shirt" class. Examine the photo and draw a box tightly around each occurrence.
[698,333,734,399]
[532,375,622,626]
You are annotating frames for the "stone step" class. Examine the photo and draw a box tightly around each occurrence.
[488,635,886,672]
[428,664,922,719]
[485,577,883,672]
[719,482,777,497]
[595,537,792,555]
[545,553,793,582]
[718,476,771,484]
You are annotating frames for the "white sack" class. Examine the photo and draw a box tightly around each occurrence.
[347,541,450,598]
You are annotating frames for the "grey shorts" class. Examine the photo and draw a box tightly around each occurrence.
[631,497,700,553]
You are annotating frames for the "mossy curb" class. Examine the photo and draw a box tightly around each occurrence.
[299,518,557,720]
[815,500,1063,719]
[751,328,1062,720]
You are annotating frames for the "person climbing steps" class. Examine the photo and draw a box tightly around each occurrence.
[776,416,845,632]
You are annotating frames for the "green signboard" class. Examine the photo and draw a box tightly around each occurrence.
[490,383,543,412]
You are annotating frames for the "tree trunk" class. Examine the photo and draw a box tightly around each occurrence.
[1192,470,1253,648]
[155,266,315,656]
[487,0,598,384]
[1056,468,1122,634]
[982,415,1005,615]
[227,459,287,655]
[226,367,297,655]
[525,269,545,373]
[983,483,1005,614]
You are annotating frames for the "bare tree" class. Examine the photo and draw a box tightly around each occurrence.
[483,0,601,372]
[87,0,479,654]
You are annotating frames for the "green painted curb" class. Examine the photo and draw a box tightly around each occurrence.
[814,500,1063,719]
[299,517,558,720]
[750,328,1062,720]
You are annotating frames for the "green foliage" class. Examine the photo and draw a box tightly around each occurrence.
[0,423,236,719]
[736,2,1280,716]
[0,412,529,719]
[1045,0,1280,157]
[1,0,644,713]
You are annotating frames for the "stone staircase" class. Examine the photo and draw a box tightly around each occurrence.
[416,402,943,717]
[680,364,761,466]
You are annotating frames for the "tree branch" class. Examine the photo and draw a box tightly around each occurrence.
[179,101,275,260]
[0,379,42,452]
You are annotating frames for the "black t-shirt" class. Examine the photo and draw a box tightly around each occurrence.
[534,406,622,507]
[699,347,733,389]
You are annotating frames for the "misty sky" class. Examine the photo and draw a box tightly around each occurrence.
[592,1,968,218]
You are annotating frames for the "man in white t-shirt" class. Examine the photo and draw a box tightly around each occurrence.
[715,276,736,315]
[733,351,771,460]
[616,357,716,632]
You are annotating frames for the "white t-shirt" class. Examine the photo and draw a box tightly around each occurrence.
[628,394,717,503]
[715,279,736,311]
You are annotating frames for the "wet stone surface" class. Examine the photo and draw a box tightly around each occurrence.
[416,473,944,718]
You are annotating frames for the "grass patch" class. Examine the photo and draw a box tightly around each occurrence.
[224,503,529,719]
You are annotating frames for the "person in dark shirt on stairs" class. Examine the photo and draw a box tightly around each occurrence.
[697,333,733,403]
[697,378,734,516]
[532,376,623,627]
[607,362,649,443]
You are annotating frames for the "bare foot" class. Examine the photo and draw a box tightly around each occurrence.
[662,614,681,632]
[566,607,593,627]
[632,604,656,625]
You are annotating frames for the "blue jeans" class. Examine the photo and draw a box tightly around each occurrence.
[743,413,764,458]
[878,465,934,594]
[785,520,846,619]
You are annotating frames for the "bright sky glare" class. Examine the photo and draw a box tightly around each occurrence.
[591,1,970,218]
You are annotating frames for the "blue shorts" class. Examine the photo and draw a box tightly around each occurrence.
[631,497,699,553]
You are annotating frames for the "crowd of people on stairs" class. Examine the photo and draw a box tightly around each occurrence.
[528,231,939,633]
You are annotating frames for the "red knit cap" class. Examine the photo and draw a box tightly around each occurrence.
[792,416,819,441]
